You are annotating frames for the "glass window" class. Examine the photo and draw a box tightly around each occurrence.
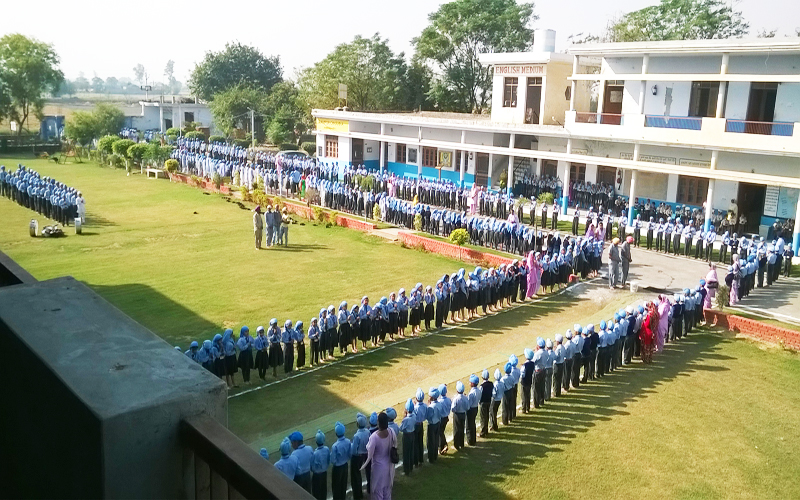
[570,163,586,182]
[422,147,438,168]
[689,82,720,118]
[396,144,407,163]
[325,137,338,158]
[503,77,518,108]
[677,176,709,205]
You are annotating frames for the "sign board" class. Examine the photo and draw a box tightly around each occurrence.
[679,158,711,168]
[10,121,17,132]
[620,152,677,165]
[338,84,347,100]
[315,118,349,133]
[438,150,453,168]
[494,65,545,76]
[776,187,799,219]
[571,148,588,156]
[763,186,780,217]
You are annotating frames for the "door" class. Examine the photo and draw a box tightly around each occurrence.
[602,81,624,124]
[736,183,766,234]
[525,78,542,125]
[475,153,489,187]
[164,118,173,130]
[351,138,364,166]
[746,83,778,134]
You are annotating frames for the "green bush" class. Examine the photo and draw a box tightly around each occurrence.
[107,153,124,168]
[185,131,206,142]
[165,127,182,136]
[128,143,149,165]
[499,169,508,190]
[97,135,120,156]
[330,211,339,226]
[360,174,374,192]
[164,159,179,173]
[313,206,325,224]
[209,135,226,144]
[212,172,222,189]
[715,284,729,310]
[537,192,555,206]
[112,138,136,158]
[240,185,251,202]
[279,143,299,151]
[300,141,316,156]
[413,213,422,231]
[234,139,250,149]
[373,203,382,220]
[449,228,469,247]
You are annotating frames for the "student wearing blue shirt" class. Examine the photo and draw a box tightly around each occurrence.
[211,333,224,379]
[533,338,547,408]
[491,368,504,431]
[450,381,469,450]
[267,318,282,378]
[412,388,426,467]
[184,341,199,363]
[426,387,442,463]
[351,413,370,500]
[520,349,535,413]
[500,362,514,425]
[290,431,313,493]
[294,321,305,369]
[236,326,253,384]
[282,320,295,374]
[330,422,351,500]
[308,318,321,366]
[400,399,416,475]
[275,438,297,480]
[311,430,330,500]
[438,384,452,455]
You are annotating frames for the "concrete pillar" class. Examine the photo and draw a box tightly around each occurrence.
[535,158,542,176]
[159,106,164,133]
[570,56,578,111]
[488,153,494,188]
[704,179,715,232]
[563,139,572,214]
[379,124,386,173]
[460,130,466,187]
[628,170,638,224]
[417,127,422,177]
[596,79,605,118]
[793,194,800,255]
[639,54,649,115]
[716,54,729,119]
[507,134,516,195]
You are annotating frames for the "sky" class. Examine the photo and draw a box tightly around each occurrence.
[2,0,798,84]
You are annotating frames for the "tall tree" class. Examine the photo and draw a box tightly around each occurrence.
[133,63,147,86]
[413,0,536,113]
[208,83,269,137]
[92,103,126,136]
[264,81,311,145]
[164,60,180,94]
[189,42,282,101]
[0,34,63,134]
[606,0,749,42]
[298,34,413,112]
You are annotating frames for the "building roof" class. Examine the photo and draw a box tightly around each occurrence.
[568,38,800,57]
[478,51,573,65]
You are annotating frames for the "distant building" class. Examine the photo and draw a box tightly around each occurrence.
[312,30,800,253]
[134,97,218,135]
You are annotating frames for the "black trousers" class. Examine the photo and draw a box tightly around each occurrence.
[294,471,311,494]
[311,471,327,500]
[466,406,478,445]
[571,354,581,388]
[553,363,563,397]
[402,431,414,475]
[427,422,439,463]
[501,389,512,425]
[350,454,366,500]
[583,353,592,382]
[490,400,500,431]
[283,342,294,373]
[413,423,424,466]
[624,335,635,364]
[438,416,449,452]
[452,412,466,449]
[310,339,320,365]
[533,370,546,408]
[480,402,491,436]
[331,464,348,500]
[563,359,573,390]
[522,383,532,412]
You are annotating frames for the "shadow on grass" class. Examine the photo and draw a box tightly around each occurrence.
[85,212,117,228]
[391,331,732,498]
[260,243,328,252]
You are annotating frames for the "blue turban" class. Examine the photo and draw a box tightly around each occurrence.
[600,320,607,330]
[213,333,222,343]
[494,368,501,381]
[429,387,440,399]
[270,318,278,326]
[405,398,415,413]
[700,279,706,286]
[190,340,198,348]
[504,362,512,374]
[280,438,292,457]
[289,431,303,442]
[416,388,425,401]
[240,326,249,335]
[537,337,545,348]
[315,430,325,446]
[386,408,397,420]
[439,384,447,396]
[524,348,534,360]
[510,354,518,367]
[335,421,346,437]
[356,413,367,429]
[456,381,465,393]
[369,412,378,427]
[469,374,479,385]
[482,369,490,380]
[260,448,269,460]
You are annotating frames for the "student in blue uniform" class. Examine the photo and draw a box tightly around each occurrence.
[290,431,313,493]
[438,383,452,454]
[197,340,214,373]
[520,348,535,413]
[386,408,400,437]
[236,326,253,384]
[450,381,469,450]
[184,341,199,362]
[510,355,520,421]
[466,374,481,445]
[308,318,321,366]
[282,320,295,374]
[267,318,282,377]
[500,362,513,425]
[533,337,547,408]
[337,302,349,355]
[400,399,416,475]
[544,338,554,400]
[553,334,565,397]
[491,368,504,431]
[351,413,369,500]
[212,333,224,379]
[294,321,306,369]
[479,369,493,437]
[275,438,297,480]
[413,388,426,467]
[311,430,330,500]
[330,422,351,500]
[426,387,442,463]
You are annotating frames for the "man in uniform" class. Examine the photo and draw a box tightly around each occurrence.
[253,206,263,249]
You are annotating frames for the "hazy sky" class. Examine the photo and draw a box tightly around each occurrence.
[2,0,798,83]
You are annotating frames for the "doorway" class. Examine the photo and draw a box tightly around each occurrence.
[351,138,364,166]
[602,81,624,124]
[525,77,542,125]
[164,118,173,130]
[475,153,489,187]
[746,83,778,134]
[736,182,766,234]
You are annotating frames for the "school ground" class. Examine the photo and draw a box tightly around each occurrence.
[1,157,799,499]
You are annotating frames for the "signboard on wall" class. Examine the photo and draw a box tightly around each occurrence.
[494,65,545,76]
[315,118,349,133]
[438,150,453,168]
[620,152,677,165]
[763,186,780,217]
[679,158,711,168]
[777,187,799,219]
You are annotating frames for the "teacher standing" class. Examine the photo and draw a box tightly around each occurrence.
[361,412,396,500]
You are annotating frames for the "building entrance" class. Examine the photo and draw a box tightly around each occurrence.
[475,153,489,187]
[736,182,766,235]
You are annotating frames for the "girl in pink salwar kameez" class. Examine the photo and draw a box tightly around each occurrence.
[656,295,670,352]
[526,251,542,298]
[704,264,719,309]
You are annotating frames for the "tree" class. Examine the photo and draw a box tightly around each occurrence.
[105,77,119,92]
[133,63,147,86]
[93,103,125,137]
[0,34,64,135]
[73,74,89,92]
[264,81,311,145]
[605,0,749,42]
[208,83,269,137]
[164,60,180,94]
[64,111,98,145]
[298,34,413,112]
[757,29,777,38]
[413,0,536,113]
[189,42,282,101]
[91,76,105,93]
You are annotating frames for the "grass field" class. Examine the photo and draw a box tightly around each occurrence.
[2,156,799,499]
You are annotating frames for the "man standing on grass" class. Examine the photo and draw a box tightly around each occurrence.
[253,206,263,249]
[609,238,621,289]
[479,369,493,437]
[450,381,468,451]
[264,205,274,248]
[533,338,547,409]
[621,236,633,287]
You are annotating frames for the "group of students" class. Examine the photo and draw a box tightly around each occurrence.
[261,279,703,500]
[725,235,794,306]
[0,164,86,226]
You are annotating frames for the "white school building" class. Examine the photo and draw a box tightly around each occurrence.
[312,32,800,254]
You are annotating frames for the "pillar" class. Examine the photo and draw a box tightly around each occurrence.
[793,195,800,255]
[563,139,572,214]
[507,134,515,195]
[628,170,638,223]
[716,54,729,119]
[159,106,164,133]
[460,130,466,187]
[639,54,649,115]
[379,124,386,173]
[570,56,578,112]
[704,179,715,232]
[488,153,494,188]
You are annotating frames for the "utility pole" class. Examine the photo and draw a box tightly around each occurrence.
[249,108,255,149]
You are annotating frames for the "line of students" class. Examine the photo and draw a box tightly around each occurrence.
[0,164,86,226]
[263,280,701,500]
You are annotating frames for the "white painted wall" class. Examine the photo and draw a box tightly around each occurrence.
[384,124,417,138]
[666,174,679,203]
[647,56,721,74]
[338,136,351,165]
[728,55,800,75]
[725,82,750,119]
[603,57,642,75]
[712,180,739,211]
[363,139,379,161]
[585,163,598,184]
[622,80,641,114]
[463,131,495,147]
[718,151,797,178]
[349,121,381,133]
[643,81,692,116]
[424,127,462,142]
[775,83,800,123]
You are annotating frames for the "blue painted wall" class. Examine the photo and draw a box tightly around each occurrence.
[386,162,475,186]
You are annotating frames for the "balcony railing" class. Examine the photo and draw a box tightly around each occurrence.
[645,115,703,130]
[574,112,623,125]
[181,414,313,500]
[725,119,794,137]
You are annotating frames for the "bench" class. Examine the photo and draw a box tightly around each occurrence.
[146,168,165,179]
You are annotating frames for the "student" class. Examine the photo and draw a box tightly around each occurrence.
[294,321,306,369]
[397,289,409,338]
[349,305,360,353]
[359,297,372,351]
[351,414,369,500]
[520,348,535,413]
[337,302,349,355]
[253,205,263,249]
[533,338,547,408]
[290,431,313,493]
[479,369,493,437]
[267,318,282,378]
[326,305,338,359]
[500,362,514,425]
[437,384,451,454]
[275,438,298,480]
[282,320,295,374]
[544,339,554,400]
[450,381,468,450]
[385,408,400,439]
[491,368,503,431]
[562,330,574,391]
[236,326,253,385]
[184,340,199,363]
[412,388,426,467]
[198,340,214,373]
[425,387,441,463]
[509,355,520,421]
[400,399,416,475]
[308,318,321,366]
[212,333,224,379]
[311,430,330,500]
[423,286,435,331]
[466,374,481,446]
[553,334,565,397]
[252,327,268,380]
[330,422,351,500]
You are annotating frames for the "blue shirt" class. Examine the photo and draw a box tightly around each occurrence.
[311,446,330,473]
[352,428,369,456]
[291,444,314,475]
[274,456,297,480]
[330,437,352,466]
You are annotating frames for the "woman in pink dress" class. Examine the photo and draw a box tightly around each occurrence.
[656,294,671,352]
[704,263,719,309]
[526,251,542,298]
[361,412,396,500]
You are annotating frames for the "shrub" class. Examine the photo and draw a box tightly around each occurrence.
[185,131,206,142]
[313,206,325,224]
[234,139,251,149]
[360,175,374,192]
[515,196,529,209]
[300,141,316,156]
[209,135,226,144]
[166,133,178,143]
[164,159,179,173]
[373,203,382,220]
[499,169,508,190]
[112,138,136,158]
[145,143,173,166]
[715,284,729,310]
[212,172,222,190]
[279,142,299,151]
[413,213,422,231]
[97,135,120,156]
[240,185,251,202]
[330,211,339,226]
[234,170,240,186]
[190,175,203,186]
[107,153,124,168]
[128,143,149,165]
[537,192,555,206]
[449,228,469,247]
[165,127,182,136]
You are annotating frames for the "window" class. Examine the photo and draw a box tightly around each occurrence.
[325,137,338,158]
[541,160,558,178]
[184,111,195,123]
[677,176,709,205]
[422,147,438,168]
[597,166,617,185]
[570,163,586,182]
[689,82,720,118]
[396,144,407,163]
[454,150,463,171]
[503,77,518,108]
[408,148,418,164]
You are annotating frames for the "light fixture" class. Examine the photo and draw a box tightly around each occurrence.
[651,85,658,95]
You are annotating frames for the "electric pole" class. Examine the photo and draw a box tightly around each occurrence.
[250,108,255,149]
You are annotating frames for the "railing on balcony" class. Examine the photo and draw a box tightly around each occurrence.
[574,112,622,125]
[725,119,794,137]
[645,115,703,130]
[181,414,313,500]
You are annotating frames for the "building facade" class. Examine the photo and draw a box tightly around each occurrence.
[312,35,800,253]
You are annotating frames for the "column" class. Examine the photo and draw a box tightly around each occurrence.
[507,133,516,195]
[596,78,606,121]
[417,127,422,177]
[460,130,466,187]
[159,106,164,133]
[704,179,715,232]
[639,54,649,115]
[628,170,638,223]
[488,153,494,188]
[562,139,572,214]
[716,54,729,119]
[379,123,386,173]
[570,56,578,111]
[793,194,800,255]
[535,158,542,176]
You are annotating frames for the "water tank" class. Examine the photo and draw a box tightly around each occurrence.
[533,29,556,53]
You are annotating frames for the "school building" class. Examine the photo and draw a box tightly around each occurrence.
[311,31,800,253]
